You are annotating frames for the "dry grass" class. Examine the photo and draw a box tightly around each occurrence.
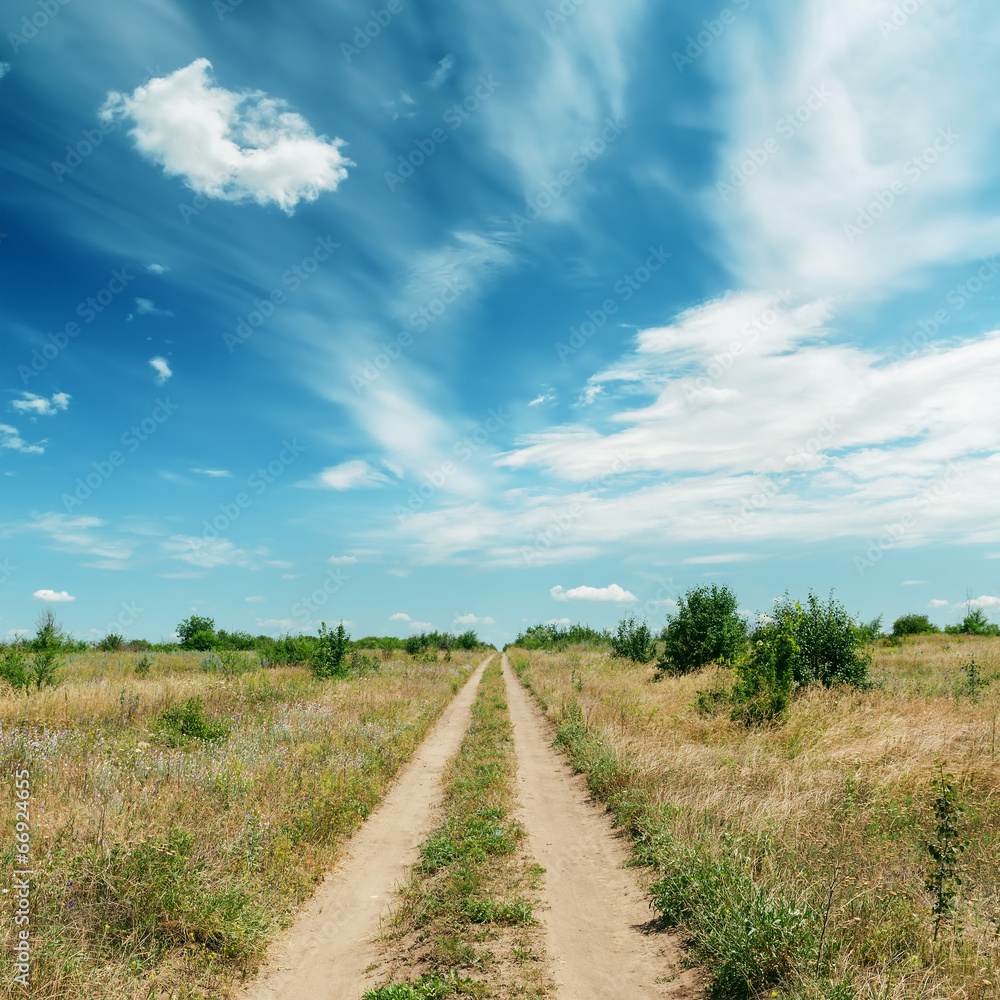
[511,635,1000,999]
[0,648,481,999]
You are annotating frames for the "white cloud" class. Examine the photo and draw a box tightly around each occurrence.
[390,612,432,630]
[328,554,358,565]
[11,392,70,416]
[684,553,766,565]
[0,62,10,79]
[136,297,174,317]
[101,58,352,213]
[149,356,173,384]
[32,589,75,602]
[453,612,495,626]
[23,513,134,563]
[163,535,261,569]
[387,568,411,577]
[390,612,412,622]
[281,572,301,580]
[901,580,929,585]
[0,425,45,455]
[245,595,266,602]
[547,617,571,627]
[145,263,169,274]
[528,391,554,407]
[316,460,391,490]
[969,595,1000,611]
[550,583,637,603]
[705,3,1000,298]
[426,54,455,88]
[928,599,950,608]
[578,385,603,406]
[191,468,231,478]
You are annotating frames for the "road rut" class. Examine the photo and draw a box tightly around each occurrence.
[240,655,492,1000]
[501,654,700,999]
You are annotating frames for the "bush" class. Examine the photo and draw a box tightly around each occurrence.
[156,697,229,745]
[892,613,939,636]
[782,591,871,687]
[97,632,124,651]
[731,617,798,725]
[508,622,611,651]
[944,609,1000,636]
[0,641,32,692]
[610,616,656,663]
[657,584,747,675]
[311,622,351,678]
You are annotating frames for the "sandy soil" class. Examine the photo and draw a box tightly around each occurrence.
[238,655,492,1000]
[501,654,701,999]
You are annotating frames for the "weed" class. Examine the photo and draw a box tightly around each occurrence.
[611,616,656,663]
[923,767,969,941]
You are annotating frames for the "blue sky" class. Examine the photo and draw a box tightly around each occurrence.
[2,0,1000,645]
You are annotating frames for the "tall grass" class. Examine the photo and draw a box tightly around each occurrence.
[0,649,478,999]
[510,635,1000,999]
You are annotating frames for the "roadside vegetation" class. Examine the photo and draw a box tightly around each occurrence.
[0,631,485,1000]
[365,658,551,1000]
[508,587,1000,1000]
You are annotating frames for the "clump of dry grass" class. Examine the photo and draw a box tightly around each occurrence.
[0,650,481,999]
[511,636,1000,999]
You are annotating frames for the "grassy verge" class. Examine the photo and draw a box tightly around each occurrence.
[508,636,1000,1000]
[1,648,480,999]
[365,657,551,999]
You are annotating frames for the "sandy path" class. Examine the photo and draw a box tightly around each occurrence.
[501,654,700,999]
[240,655,492,1000]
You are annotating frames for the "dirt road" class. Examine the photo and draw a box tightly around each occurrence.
[239,655,491,1000]
[501,654,700,999]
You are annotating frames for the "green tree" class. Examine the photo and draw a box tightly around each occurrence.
[176,615,217,650]
[892,613,939,636]
[657,584,747,675]
[610,616,656,663]
[312,622,351,678]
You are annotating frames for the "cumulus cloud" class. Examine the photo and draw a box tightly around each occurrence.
[11,392,70,417]
[328,554,358,565]
[453,612,495,626]
[33,589,75,602]
[390,612,432,630]
[100,59,352,213]
[145,263,169,274]
[928,599,950,608]
[0,425,45,455]
[315,460,391,490]
[149,356,173,384]
[550,583,637,603]
[969,594,1000,611]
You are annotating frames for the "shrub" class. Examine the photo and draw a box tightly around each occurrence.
[657,584,747,675]
[944,608,1000,636]
[610,616,656,663]
[97,632,124,651]
[508,622,611,651]
[773,591,871,688]
[200,648,258,677]
[176,614,217,650]
[156,697,229,745]
[311,622,351,678]
[892,613,939,636]
[0,641,32,692]
[730,615,799,725]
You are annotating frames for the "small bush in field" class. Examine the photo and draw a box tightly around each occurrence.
[611,616,656,663]
[657,584,747,675]
[156,697,229,745]
[311,622,351,678]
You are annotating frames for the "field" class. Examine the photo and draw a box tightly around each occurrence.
[508,635,1000,999]
[0,647,480,999]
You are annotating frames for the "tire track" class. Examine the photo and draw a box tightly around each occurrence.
[239,654,493,1000]
[501,654,700,999]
